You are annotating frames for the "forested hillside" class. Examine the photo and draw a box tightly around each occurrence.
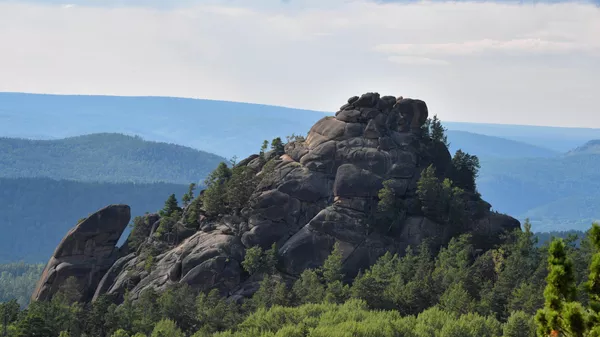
[0,263,44,307]
[446,130,557,159]
[0,177,189,262]
[478,153,600,231]
[2,223,599,337]
[0,134,225,184]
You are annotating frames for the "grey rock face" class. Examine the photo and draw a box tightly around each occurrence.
[35,92,520,305]
[32,204,131,302]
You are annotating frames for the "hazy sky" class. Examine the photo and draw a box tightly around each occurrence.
[1,0,599,127]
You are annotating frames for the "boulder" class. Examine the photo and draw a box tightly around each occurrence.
[32,204,131,302]
[34,92,521,305]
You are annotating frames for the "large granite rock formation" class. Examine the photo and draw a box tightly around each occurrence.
[33,93,520,304]
[31,204,131,302]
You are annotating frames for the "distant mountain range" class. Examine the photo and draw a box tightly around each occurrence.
[567,140,600,156]
[4,92,599,159]
[446,130,558,159]
[1,92,600,252]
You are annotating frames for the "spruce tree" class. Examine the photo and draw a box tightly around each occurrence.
[159,194,181,218]
[430,114,449,147]
[181,183,196,208]
[450,150,480,192]
[270,137,284,155]
[535,238,585,337]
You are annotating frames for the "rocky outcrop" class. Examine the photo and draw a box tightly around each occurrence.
[31,204,131,302]
[34,93,520,305]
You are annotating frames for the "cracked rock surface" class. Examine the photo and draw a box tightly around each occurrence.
[33,93,520,304]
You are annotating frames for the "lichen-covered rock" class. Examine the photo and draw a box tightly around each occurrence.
[32,204,131,302]
[35,92,520,305]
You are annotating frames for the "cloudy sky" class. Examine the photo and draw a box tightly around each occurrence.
[0,0,599,127]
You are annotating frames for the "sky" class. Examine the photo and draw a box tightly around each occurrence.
[0,0,599,127]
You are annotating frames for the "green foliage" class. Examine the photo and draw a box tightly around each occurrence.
[112,329,131,337]
[321,243,350,304]
[201,162,232,216]
[285,133,305,143]
[259,140,268,157]
[241,244,278,276]
[151,319,184,337]
[9,223,600,337]
[154,210,182,243]
[376,180,407,233]
[225,166,257,212]
[416,165,467,229]
[0,263,44,307]
[503,311,536,337]
[184,195,203,228]
[292,269,325,305]
[416,165,445,220]
[196,289,242,334]
[157,284,197,333]
[439,281,476,315]
[213,299,503,337]
[450,149,480,192]
[535,236,596,337]
[159,194,181,218]
[128,216,153,252]
[270,137,284,154]
[251,276,290,310]
[431,114,449,147]
[181,183,197,207]
[241,246,263,275]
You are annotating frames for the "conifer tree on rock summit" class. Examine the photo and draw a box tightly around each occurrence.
[32,92,520,305]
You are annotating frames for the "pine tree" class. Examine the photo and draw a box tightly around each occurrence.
[241,246,263,275]
[322,243,350,304]
[263,243,279,275]
[201,162,232,216]
[259,140,268,157]
[322,243,344,284]
[270,137,284,155]
[292,269,325,305]
[225,166,257,212]
[159,194,181,218]
[150,319,183,337]
[535,238,585,337]
[181,183,196,207]
[430,114,449,147]
[417,165,445,221]
[450,150,480,192]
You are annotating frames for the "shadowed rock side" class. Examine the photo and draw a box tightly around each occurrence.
[35,93,520,305]
[31,204,131,302]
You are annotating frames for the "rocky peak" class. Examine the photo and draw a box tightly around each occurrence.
[33,93,520,305]
[31,204,131,302]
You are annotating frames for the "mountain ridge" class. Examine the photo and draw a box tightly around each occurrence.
[4,92,599,157]
[0,133,225,184]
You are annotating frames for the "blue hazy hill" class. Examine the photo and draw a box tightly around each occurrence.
[3,92,600,233]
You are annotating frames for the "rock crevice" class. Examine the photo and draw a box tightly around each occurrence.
[33,93,520,304]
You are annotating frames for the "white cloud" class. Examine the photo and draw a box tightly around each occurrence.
[0,0,599,127]
[387,55,450,66]
[376,38,599,57]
